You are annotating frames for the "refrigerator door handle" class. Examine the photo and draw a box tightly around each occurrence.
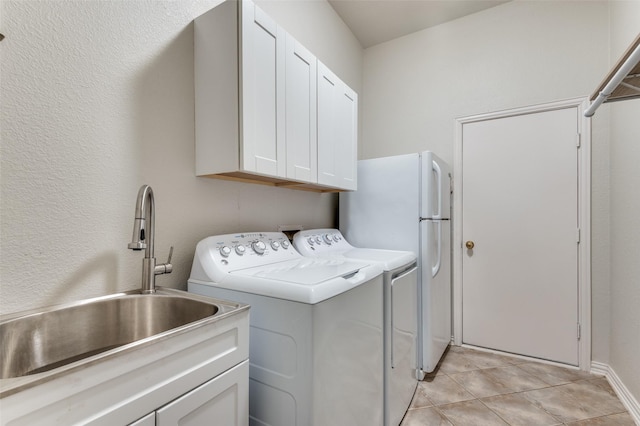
[432,160,442,219]
[432,221,442,278]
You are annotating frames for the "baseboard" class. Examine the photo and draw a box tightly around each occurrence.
[589,361,609,377]
[591,361,640,424]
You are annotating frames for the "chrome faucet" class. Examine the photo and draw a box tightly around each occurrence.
[128,184,173,294]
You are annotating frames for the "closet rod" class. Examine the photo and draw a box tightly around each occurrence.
[585,41,640,117]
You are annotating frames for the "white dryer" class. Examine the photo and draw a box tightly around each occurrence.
[188,232,384,426]
[293,229,418,426]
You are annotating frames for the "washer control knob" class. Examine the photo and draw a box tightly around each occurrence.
[323,234,333,244]
[252,240,266,255]
[270,241,280,250]
[333,234,340,242]
[219,246,232,257]
[235,245,246,256]
[307,237,315,246]
[281,240,290,249]
[315,236,322,244]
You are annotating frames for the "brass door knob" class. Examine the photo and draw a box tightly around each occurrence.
[465,241,475,249]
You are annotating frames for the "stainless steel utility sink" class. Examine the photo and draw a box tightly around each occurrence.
[0,287,247,397]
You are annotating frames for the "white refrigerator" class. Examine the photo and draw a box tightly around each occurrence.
[339,151,451,376]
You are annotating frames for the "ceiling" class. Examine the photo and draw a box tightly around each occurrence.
[328,0,509,48]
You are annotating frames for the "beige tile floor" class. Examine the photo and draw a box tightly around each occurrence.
[401,346,636,426]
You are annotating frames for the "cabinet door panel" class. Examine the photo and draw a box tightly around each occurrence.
[241,1,285,177]
[129,412,155,426]
[317,63,338,186]
[156,361,249,426]
[317,62,358,190]
[285,34,317,183]
[335,85,357,190]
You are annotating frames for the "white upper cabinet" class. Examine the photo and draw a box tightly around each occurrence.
[241,1,286,177]
[195,0,285,180]
[285,35,317,184]
[317,62,358,191]
[195,0,357,192]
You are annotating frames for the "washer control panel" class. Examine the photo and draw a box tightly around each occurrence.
[293,229,354,256]
[204,232,297,270]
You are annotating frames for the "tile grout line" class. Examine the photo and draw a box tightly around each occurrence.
[403,348,635,426]
[432,405,456,426]
[431,371,605,425]
[474,394,516,426]
[442,371,563,426]
[452,376,631,425]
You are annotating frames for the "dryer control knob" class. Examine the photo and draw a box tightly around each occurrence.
[307,237,315,246]
[235,245,246,256]
[270,241,280,250]
[281,240,290,249]
[323,234,333,244]
[252,240,266,255]
[315,236,322,244]
[332,234,340,242]
[219,246,232,257]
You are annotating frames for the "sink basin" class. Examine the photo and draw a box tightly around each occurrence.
[0,287,247,397]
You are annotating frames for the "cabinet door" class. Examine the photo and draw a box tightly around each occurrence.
[129,412,155,426]
[317,62,358,190]
[241,1,285,177]
[156,360,249,426]
[285,34,317,183]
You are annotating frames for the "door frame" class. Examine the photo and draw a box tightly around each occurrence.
[452,98,592,370]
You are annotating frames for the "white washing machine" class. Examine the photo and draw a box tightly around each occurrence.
[293,229,418,426]
[188,232,384,426]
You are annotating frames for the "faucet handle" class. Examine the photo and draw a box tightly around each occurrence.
[166,246,173,264]
[154,246,174,275]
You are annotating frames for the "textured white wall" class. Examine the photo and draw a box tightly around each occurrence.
[0,0,362,315]
[608,0,640,403]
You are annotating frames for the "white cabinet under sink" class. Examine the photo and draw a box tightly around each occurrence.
[130,361,248,426]
[129,413,155,426]
[194,0,357,192]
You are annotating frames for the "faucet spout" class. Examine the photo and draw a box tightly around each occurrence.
[128,185,171,294]
[128,185,154,256]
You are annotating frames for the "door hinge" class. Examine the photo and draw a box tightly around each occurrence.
[577,228,581,244]
[577,323,581,340]
[577,133,581,148]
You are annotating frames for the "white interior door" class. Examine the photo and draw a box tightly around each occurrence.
[461,107,579,365]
